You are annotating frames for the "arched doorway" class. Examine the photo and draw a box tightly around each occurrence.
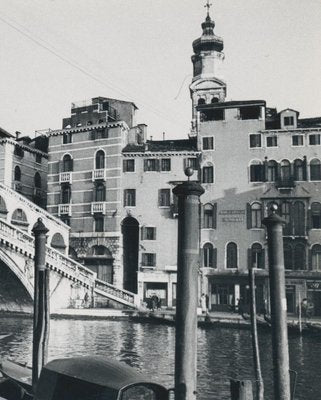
[84,245,114,284]
[122,217,139,293]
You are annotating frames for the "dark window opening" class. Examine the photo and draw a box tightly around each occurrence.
[159,189,170,207]
[250,163,263,182]
[123,159,135,172]
[203,137,214,150]
[226,242,238,268]
[200,109,224,121]
[202,166,214,183]
[249,134,262,148]
[95,150,105,169]
[124,189,136,207]
[240,106,261,120]
[14,166,21,181]
[284,116,294,126]
[94,217,104,232]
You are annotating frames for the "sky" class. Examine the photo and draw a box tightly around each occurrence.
[0,0,321,140]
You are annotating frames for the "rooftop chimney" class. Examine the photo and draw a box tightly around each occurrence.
[15,131,21,139]
[163,132,166,141]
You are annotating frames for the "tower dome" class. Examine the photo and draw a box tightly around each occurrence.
[192,14,224,54]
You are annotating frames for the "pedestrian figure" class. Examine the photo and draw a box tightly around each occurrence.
[201,293,207,314]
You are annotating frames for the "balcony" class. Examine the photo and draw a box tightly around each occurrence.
[58,204,72,216]
[91,202,106,215]
[92,169,106,181]
[59,172,72,184]
[275,177,295,190]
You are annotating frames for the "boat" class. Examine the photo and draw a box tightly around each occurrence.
[0,356,171,400]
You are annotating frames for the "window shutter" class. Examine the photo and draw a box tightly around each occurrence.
[307,209,312,231]
[158,189,161,206]
[141,227,145,240]
[70,158,74,171]
[263,158,268,182]
[303,156,307,180]
[59,160,63,173]
[248,248,252,269]
[246,203,252,229]
[200,247,204,268]
[144,159,147,171]
[213,248,217,269]
[261,249,265,269]
[123,190,126,206]
[156,159,160,171]
[154,227,157,240]
[200,204,204,229]
[213,203,217,229]
[184,158,188,170]
[308,249,312,270]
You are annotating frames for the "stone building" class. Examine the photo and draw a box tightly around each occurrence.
[43,9,321,314]
[192,11,321,315]
[0,127,48,211]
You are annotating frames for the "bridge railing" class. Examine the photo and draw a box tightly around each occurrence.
[0,219,139,307]
[95,279,139,306]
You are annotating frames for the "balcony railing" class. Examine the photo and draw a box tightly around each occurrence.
[275,177,295,189]
[59,172,72,184]
[58,204,72,216]
[91,202,106,214]
[92,169,106,181]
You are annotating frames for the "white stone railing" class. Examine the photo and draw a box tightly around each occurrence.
[0,183,69,230]
[58,204,72,216]
[95,279,138,306]
[59,172,72,184]
[92,169,106,181]
[0,218,138,307]
[0,219,94,288]
[91,202,106,214]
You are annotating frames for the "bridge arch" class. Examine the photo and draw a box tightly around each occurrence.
[0,248,33,305]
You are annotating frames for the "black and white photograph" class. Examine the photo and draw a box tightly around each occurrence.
[0,0,320,399]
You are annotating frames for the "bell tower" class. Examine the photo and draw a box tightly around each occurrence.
[190,1,226,122]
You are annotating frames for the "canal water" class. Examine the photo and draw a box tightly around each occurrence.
[0,317,320,399]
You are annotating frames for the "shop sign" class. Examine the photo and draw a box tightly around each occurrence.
[219,209,245,223]
[307,281,321,290]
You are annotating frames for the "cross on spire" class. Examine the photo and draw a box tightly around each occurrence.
[204,0,212,17]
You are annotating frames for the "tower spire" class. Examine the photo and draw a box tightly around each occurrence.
[204,0,212,18]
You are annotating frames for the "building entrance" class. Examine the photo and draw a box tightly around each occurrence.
[122,217,139,293]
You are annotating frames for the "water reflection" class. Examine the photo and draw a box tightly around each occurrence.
[0,317,321,399]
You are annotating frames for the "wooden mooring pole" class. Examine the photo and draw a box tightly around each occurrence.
[32,218,49,391]
[263,205,291,400]
[173,169,204,400]
[249,267,264,400]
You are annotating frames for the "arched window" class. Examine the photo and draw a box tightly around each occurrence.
[11,208,28,231]
[226,242,237,269]
[284,242,293,270]
[202,165,214,183]
[203,204,214,228]
[0,196,7,219]
[95,183,105,202]
[61,185,71,204]
[294,243,306,270]
[211,97,219,103]
[280,159,291,181]
[311,202,321,229]
[250,161,263,182]
[34,172,41,188]
[198,98,206,105]
[251,202,262,228]
[51,233,66,253]
[310,158,321,181]
[14,166,21,181]
[203,243,215,268]
[62,154,73,172]
[293,201,305,236]
[250,243,264,269]
[267,160,278,182]
[312,244,321,271]
[95,150,105,170]
[293,159,304,181]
